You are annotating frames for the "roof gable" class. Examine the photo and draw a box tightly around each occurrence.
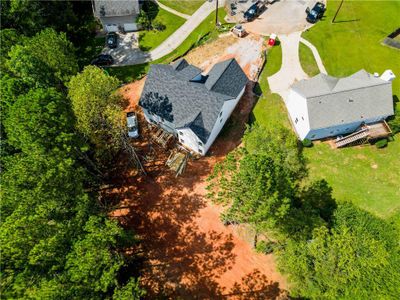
[205,58,248,98]
[139,59,247,142]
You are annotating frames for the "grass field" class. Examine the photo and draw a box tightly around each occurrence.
[139,8,185,51]
[158,0,204,15]
[107,8,228,82]
[300,0,400,218]
[299,42,319,77]
[302,0,400,94]
[252,2,400,219]
[252,44,290,128]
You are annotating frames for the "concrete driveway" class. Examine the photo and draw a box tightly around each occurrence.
[102,32,150,65]
[244,0,317,35]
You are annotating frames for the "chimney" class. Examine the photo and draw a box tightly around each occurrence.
[380,70,396,82]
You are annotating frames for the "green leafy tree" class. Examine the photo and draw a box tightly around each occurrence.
[7,28,78,88]
[278,203,400,299]
[207,125,307,240]
[66,216,130,295]
[68,66,126,161]
[113,278,146,300]
[5,88,76,154]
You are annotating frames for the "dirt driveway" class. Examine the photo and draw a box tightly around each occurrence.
[111,34,288,299]
[244,0,317,35]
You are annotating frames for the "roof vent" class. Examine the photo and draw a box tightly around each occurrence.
[373,72,379,77]
[380,70,396,82]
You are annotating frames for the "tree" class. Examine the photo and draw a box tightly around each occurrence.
[5,88,76,154]
[66,216,141,296]
[68,66,126,162]
[278,203,400,299]
[207,125,307,239]
[113,278,146,300]
[7,28,78,88]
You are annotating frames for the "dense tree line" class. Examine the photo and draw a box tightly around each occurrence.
[207,124,400,299]
[1,2,144,298]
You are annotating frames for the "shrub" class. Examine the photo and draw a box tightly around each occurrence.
[302,138,313,147]
[375,139,388,149]
[256,240,275,254]
[152,21,166,32]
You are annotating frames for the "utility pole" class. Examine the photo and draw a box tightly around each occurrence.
[215,0,219,27]
[332,0,344,23]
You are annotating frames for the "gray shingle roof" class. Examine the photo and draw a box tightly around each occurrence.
[139,59,248,143]
[93,0,138,17]
[205,58,249,98]
[291,70,394,130]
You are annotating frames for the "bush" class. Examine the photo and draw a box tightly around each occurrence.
[152,21,166,32]
[375,138,388,149]
[256,240,275,254]
[302,138,313,147]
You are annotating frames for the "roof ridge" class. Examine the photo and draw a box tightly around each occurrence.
[206,58,235,91]
[304,80,390,100]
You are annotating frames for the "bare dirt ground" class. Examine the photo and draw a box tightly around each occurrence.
[111,34,288,299]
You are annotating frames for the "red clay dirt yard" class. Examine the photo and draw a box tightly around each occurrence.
[111,34,288,299]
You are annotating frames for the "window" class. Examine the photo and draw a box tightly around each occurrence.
[220,118,223,123]
[198,141,203,146]
[301,116,304,121]
[180,138,185,143]
[348,98,354,103]
[179,131,183,135]
[161,118,165,122]
[198,149,203,154]
[295,118,298,124]
[219,111,223,117]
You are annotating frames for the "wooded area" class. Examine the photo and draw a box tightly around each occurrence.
[1,1,144,298]
[207,124,400,299]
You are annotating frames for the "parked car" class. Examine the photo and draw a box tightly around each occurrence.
[244,1,266,22]
[306,2,326,23]
[126,112,139,138]
[231,24,246,37]
[91,54,114,66]
[106,32,118,48]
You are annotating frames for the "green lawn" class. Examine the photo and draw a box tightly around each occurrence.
[108,8,228,82]
[299,0,400,218]
[139,8,185,51]
[299,42,319,77]
[304,141,400,219]
[158,0,204,15]
[252,2,400,219]
[302,0,400,94]
[252,44,289,128]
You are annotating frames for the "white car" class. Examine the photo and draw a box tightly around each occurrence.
[126,112,139,138]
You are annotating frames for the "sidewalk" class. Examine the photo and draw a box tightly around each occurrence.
[112,0,223,66]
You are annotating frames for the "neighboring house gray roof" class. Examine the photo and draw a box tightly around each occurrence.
[139,58,248,143]
[291,70,394,130]
[93,0,138,17]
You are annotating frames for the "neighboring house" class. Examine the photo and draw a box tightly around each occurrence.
[285,70,396,141]
[92,0,140,32]
[139,58,248,155]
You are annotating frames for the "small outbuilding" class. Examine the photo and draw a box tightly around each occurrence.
[285,70,396,141]
[139,58,248,155]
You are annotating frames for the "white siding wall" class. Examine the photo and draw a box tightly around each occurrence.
[177,128,205,154]
[203,86,246,154]
[142,108,176,134]
[285,90,310,140]
[306,116,386,140]
[141,85,245,156]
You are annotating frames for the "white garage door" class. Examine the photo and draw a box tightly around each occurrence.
[124,23,139,32]
[105,24,118,32]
